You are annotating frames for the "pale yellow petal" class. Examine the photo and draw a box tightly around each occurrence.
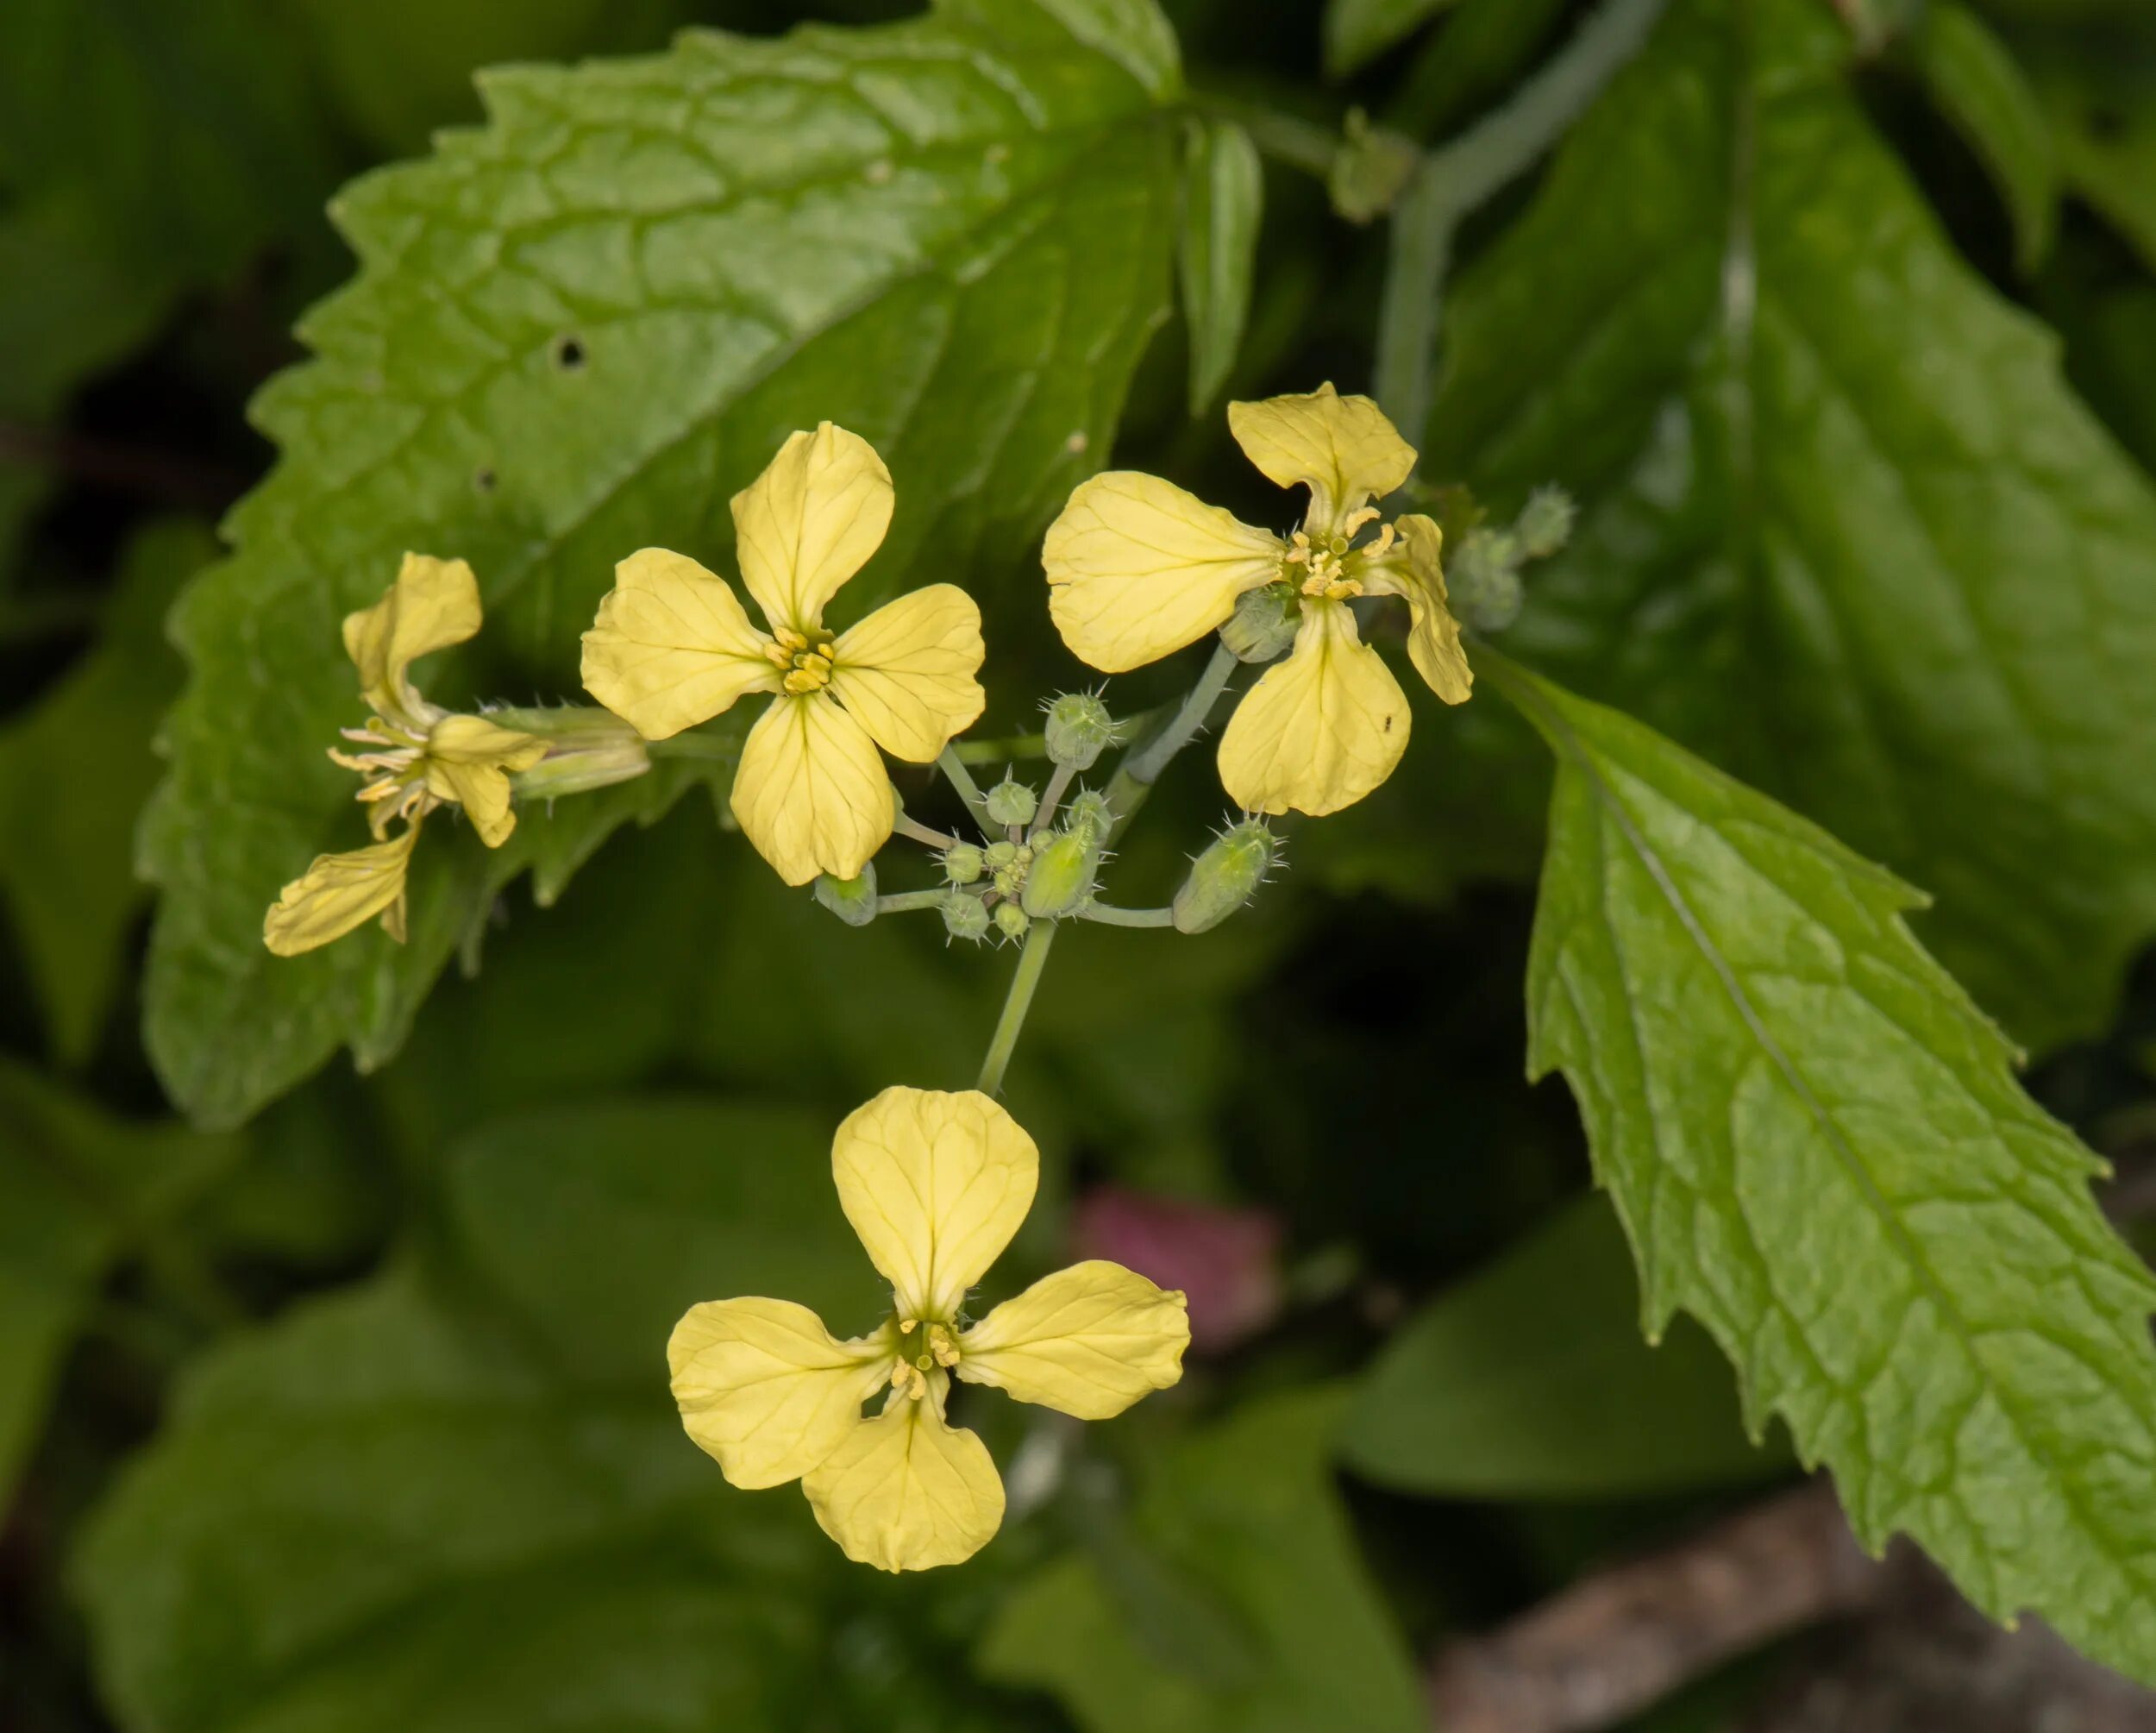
[802,1378,1005,1573]
[342,553,483,731]
[668,1297,894,1491]
[729,692,895,886]
[731,423,893,637]
[827,583,986,762]
[1363,513,1471,704]
[581,548,781,741]
[420,715,547,849]
[1227,384,1415,532]
[1044,472,1282,673]
[831,1086,1037,1322]
[956,1259,1188,1421]
[1218,600,1410,817]
[263,822,421,957]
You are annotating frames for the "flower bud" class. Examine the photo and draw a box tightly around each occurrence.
[1514,485,1576,560]
[984,777,1038,828]
[1062,788,1115,844]
[942,842,985,885]
[993,901,1031,942]
[1044,693,1118,771]
[1446,527,1525,632]
[498,706,653,800]
[1173,821,1278,934]
[1021,828,1099,920]
[813,863,877,927]
[984,838,1019,870]
[1219,582,1300,663]
[942,891,991,945]
[1327,109,1420,226]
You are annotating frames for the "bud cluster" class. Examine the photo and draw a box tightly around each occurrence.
[1447,484,1576,634]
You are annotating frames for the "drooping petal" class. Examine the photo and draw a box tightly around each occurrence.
[1044,472,1282,673]
[422,714,547,848]
[581,548,782,741]
[1362,513,1471,704]
[802,1377,1005,1573]
[668,1297,895,1491]
[828,583,986,762]
[263,821,421,956]
[1217,600,1410,817]
[729,692,895,886]
[956,1259,1189,1421]
[731,423,893,637]
[342,553,484,732]
[831,1086,1037,1322]
[1226,384,1415,534]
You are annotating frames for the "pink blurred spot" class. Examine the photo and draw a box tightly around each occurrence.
[1071,1186,1282,1353]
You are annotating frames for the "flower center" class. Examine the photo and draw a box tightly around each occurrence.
[891,1317,962,1400]
[768,625,836,695]
[329,721,435,824]
[1285,531,1363,602]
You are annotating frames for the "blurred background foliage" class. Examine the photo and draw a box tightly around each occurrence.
[5,0,2156,1728]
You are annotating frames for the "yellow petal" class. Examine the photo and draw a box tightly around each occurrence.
[421,714,547,849]
[1363,513,1471,704]
[1218,600,1410,817]
[956,1259,1189,1421]
[729,692,895,886]
[581,548,781,741]
[263,822,421,957]
[668,1297,894,1491]
[802,1378,1005,1573]
[342,553,483,732]
[1044,472,1282,673]
[1226,384,1415,533]
[827,583,986,762]
[731,423,893,637]
[831,1086,1037,1322]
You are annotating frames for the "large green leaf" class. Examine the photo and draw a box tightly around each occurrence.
[1341,1193,1788,1498]
[978,1389,1423,1733]
[1426,0,2156,1051]
[1495,654,2156,1685]
[73,1097,893,1732]
[141,0,1184,1128]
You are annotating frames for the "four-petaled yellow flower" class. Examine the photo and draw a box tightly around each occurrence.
[1043,383,1471,817]
[264,554,545,957]
[668,1086,1189,1572]
[581,424,986,886]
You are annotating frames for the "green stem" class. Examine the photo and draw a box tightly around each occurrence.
[977,920,1057,1095]
[1189,90,1338,180]
[876,889,950,914]
[1031,762,1079,838]
[955,732,1048,765]
[1103,643,1239,841]
[937,746,994,827]
[1079,903,1176,928]
[893,811,961,851]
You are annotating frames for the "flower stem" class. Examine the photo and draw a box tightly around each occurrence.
[893,811,962,851]
[1031,762,1079,838]
[1103,642,1239,841]
[1079,902,1176,928]
[876,889,950,914]
[937,745,994,828]
[954,732,1047,765]
[1189,90,1339,180]
[977,919,1056,1096]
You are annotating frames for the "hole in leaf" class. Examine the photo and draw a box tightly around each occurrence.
[473,466,497,493]
[552,334,586,371]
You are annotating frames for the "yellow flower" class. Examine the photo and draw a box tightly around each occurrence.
[263,554,546,957]
[581,424,986,886]
[668,1086,1189,1573]
[1043,383,1470,817]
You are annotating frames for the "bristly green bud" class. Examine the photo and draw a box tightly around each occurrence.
[985,776,1038,828]
[1021,828,1099,919]
[941,891,991,945]
[1043,693,1119,771]
[497,705,653,800]
[813,863,877,927]
[942,842,985,885]
[1063,788,1114,843]
[1219,581,1300,663]
[1327,109,1420,225]
[993,901,1031,942]
[1514,485,1576,560]
[1173,820,1279,934]
[1446,527,1525,632]
[983,838,1019,870]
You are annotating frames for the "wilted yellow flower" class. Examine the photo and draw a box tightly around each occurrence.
[1043,383,1470,817]
[669,1086,1189,1573]
[263,554,545,957]
[581,424,985,886]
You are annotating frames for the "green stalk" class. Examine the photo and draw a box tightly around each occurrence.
[1102,642,1239,842]
[976,920,1056,1095]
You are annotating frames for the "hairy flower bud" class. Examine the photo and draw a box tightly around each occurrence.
[1021,828,1099,920]
[497,706,653,800]
[942,842,985,885]
[993,901,1031,942]
[1173,821,1278,934]
[1062,788,1115,843]
[984,777,1038,828]
[984,838,1019,870]
[1043,693,1119,771]
[941,891,991,944]
[813,863,877,927]
[1219,581,1300,663]
[1446,527,1525,632]
[1514,484,1576,560]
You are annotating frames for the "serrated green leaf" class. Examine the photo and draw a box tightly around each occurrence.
[1910,2,2057,273]
[977,1388,1422,1733]
[1325,0,1464,78]
[73,1096,870,1733]
[1176,117,1262,413]
[141,1,1184,1128]
[1341,1193,1789,1498]
[2039,57,2156,273]
[1493,652,2156,1685]
[1426,0,2156,1052]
